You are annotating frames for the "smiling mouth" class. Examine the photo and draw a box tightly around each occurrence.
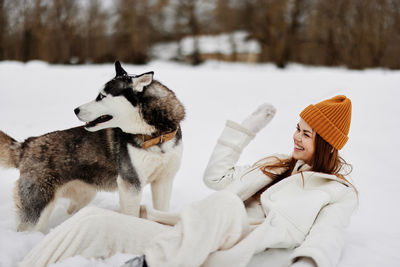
[85,115,113,128]
[294,144,304,151]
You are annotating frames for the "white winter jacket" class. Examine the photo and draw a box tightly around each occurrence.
[202,120,358,267]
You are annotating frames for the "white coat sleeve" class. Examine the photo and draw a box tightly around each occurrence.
[203,120,256,190]
[289,188,358,267]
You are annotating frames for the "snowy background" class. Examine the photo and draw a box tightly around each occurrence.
[0,61,399,266]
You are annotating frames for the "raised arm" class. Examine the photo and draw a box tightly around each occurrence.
[203,103,276,190]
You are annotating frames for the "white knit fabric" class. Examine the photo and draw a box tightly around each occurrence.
[20,191,252,267]
[20,207,169,267]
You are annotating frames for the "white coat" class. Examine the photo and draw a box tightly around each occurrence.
[202,120,358,267]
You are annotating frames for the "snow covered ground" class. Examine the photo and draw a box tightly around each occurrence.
[0,60,399,266]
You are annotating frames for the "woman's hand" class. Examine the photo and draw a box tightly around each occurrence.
[241,103,276,134]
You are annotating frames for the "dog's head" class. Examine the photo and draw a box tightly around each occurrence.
[75,61,185,135]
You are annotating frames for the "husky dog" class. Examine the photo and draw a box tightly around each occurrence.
[0,61,185,232]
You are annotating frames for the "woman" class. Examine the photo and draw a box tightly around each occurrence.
[20,95,357,267]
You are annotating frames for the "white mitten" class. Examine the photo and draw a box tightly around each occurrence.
[241,103,276,134]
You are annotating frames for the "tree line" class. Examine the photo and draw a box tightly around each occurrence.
[0,0,399,69]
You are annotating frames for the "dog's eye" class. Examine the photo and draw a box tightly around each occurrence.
[96,94,106,101]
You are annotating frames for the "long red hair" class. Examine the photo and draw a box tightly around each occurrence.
[250,132,356,199]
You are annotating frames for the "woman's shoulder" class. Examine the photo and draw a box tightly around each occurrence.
[301,171,358,196]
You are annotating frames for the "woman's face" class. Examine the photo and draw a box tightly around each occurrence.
[292,119,315,165]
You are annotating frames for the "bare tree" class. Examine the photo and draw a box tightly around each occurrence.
[174,0,202,64]
[46,0,80,63]
[0,0,399,68]
[244,0,293,66]
[0,0,6,59]
[214,0,247,61]
[21,0,50,61]
[305,0,350,66]
[83,0,109,63]
[112,0,154,64]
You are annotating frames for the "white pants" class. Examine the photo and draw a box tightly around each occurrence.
[20,191,252,267]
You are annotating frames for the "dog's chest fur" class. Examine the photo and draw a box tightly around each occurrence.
[127,141,183,186]
[112,128,182,189]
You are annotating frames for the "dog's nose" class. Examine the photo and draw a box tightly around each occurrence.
[74,108,80,115]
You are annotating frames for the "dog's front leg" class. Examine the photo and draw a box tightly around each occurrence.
[117,176,142,217]
[151,151,182,211]
[151,173,175,212]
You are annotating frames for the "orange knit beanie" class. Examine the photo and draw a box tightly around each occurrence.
[300,95,352,150]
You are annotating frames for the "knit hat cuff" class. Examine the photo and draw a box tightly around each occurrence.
[300,104,348,150]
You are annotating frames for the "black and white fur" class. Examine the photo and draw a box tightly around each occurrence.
[0,61,185,232]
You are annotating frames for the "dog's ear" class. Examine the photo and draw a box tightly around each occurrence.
[132,71,154,92]
[115,61,128,77]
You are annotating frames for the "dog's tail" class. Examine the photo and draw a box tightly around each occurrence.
[0,131,21,169]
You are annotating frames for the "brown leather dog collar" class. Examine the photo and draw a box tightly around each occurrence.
[137,129,178,149]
